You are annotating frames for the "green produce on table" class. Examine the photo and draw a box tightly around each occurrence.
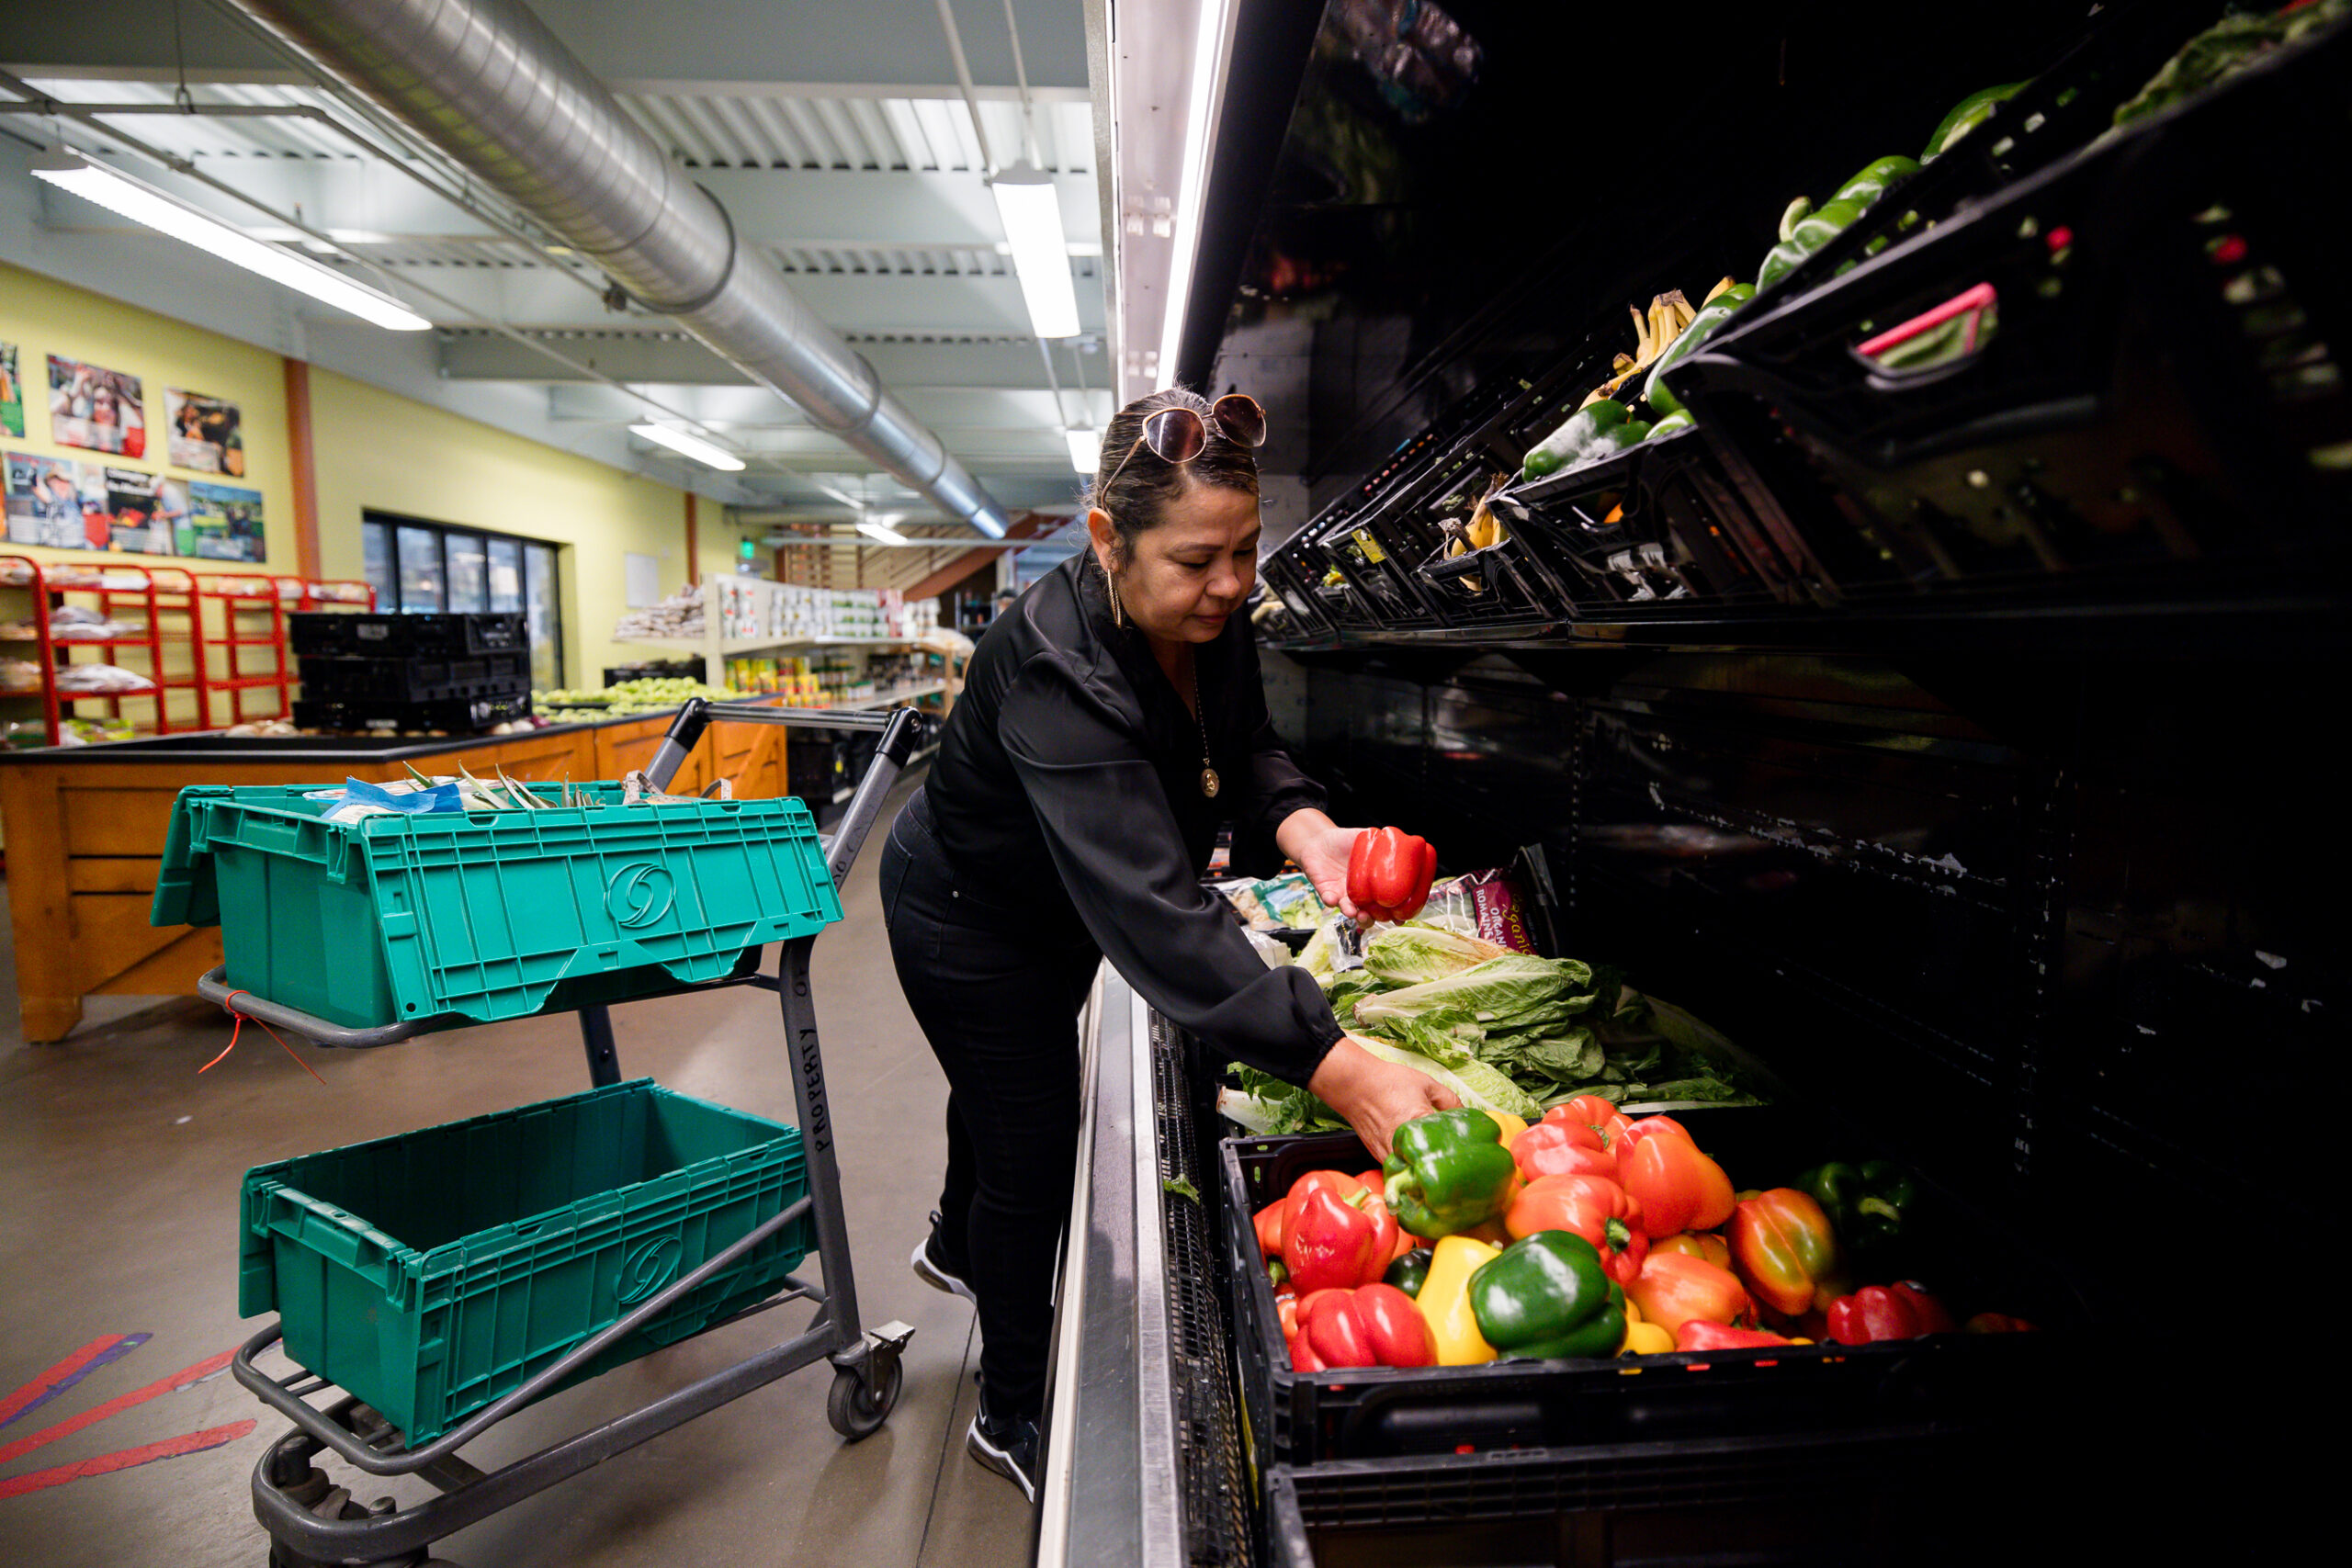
[1757,197,1867,293]
[1385,1247,1435,1299]
[1468,1230,1628,1360]
[1383,1108,1520,1238]
[1521,400,1631,480]
[1644,283,1757,417]
[2115,0,2346,126]
[1795,1159,1916,1254]
[1923,82,2027,159]
[1355,953,1596,1033]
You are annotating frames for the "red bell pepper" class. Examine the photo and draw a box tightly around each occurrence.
[1824,1281,1955,1345]
[1254,1201,1287,1258]
[1619,1122,1736,1237]
[1728,1188,1845,1316]
[1503,1173,1648,1285]
[1964,1311,2037,1334]
[1301,1282,1439,1369]
[1347,826,1438,923]
[1675,1320,1799,1352]
[1510,1119,1619,1182]
[1544,1096,1633,1152]
[1625,1251,1751,1337]
[1283,1182,1399,1294]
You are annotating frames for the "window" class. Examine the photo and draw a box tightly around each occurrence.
[362,513,563,686]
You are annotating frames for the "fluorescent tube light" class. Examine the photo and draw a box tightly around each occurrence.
[629,423,747,472]
[30,151,430,332]
[1156,0,1238,379]
[991,162,1081,340]
[1066,426,1102,474]
[855,519,910,545]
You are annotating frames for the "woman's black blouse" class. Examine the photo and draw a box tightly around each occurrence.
[922,551,1344,1085]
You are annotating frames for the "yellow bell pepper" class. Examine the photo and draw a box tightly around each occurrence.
[1487,1111,1530,1148]
[1622,1321,1676,1356]
[1414,1235,1501,1365]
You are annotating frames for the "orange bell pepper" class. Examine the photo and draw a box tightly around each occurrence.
[1505,1173,1648,1285]
[1728,1189,1845,1316]
[1652,1232,1732,1269]
[1510,1119,1620,1182]
[1624,1250,1750,1337]
[1619,1120,1736,1236]
[1254,1201,1287,1258]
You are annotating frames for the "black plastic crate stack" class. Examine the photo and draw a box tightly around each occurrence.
[289,612,531,734]
[1662,13,2352,623]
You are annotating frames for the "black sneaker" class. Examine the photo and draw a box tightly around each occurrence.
[967,1390,1040,1502]
[910,1210,977,1304]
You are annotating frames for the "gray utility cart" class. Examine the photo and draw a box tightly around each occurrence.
[172,699,926,1568]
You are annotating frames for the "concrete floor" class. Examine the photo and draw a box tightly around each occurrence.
[0,767,1037,1567]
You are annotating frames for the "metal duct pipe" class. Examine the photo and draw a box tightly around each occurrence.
[223,0,1010,536]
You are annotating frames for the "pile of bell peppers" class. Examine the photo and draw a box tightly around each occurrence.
[1251,1107,2036,1369]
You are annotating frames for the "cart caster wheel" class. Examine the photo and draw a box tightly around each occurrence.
[826,1355,901,1441]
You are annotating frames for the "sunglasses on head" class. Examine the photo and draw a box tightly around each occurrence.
[1101,392,1268,491]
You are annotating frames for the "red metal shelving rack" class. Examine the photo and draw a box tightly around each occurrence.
[194,573,294,730]
[2,554,184,746]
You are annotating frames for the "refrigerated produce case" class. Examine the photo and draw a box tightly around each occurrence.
[1063,0,2341,1560]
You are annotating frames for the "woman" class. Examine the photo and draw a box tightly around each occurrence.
[878,387,1455,1500]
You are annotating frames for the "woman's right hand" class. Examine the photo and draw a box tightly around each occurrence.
[1306,1033,1459,1163]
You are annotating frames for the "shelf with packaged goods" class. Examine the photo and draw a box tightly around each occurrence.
[2,555,198,747]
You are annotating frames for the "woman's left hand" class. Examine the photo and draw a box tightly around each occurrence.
[1278,808,1368,925]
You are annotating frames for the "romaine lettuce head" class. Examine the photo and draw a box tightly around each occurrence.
[1353,954,1595,1031]
[1348,1034,1543,1122]
[1363,926,1509,986]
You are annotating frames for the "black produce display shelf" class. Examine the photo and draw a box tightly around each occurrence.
[288,610,527,659]
[1221,1120,2080,1472]
[1254,11,2352,661]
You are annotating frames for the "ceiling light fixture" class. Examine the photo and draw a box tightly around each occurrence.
[628,423,746,472]
[991,163,1081,341]
[855,519,911,546]
[1066,426,1102,475]
[29,151,430,332]
[1155,0,1238,382]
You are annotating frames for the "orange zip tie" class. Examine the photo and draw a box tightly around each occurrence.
[198,992,327,1085]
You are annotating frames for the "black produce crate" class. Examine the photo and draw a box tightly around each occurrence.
[288,611,528,659]
[292,691,532,735]
[295,651,530,703]
[1222,1112,2079,1470]
[1301,510,1436,633]
[1663,15,2352,615]
[1264,1427,2011,1568]
[1260,548,1340,646]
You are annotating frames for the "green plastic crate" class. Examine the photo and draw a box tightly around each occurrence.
[152,781,842,1030]
[240,1078,811,1443]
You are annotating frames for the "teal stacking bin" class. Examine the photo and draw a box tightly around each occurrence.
[239,1079,811,1443]
[151,781,842,1030]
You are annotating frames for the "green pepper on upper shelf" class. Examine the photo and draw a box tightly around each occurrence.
[1644,283,1757,417]
[1924,82,2027,160]
[1758,198,1867,294]
[1521,399,1631,481]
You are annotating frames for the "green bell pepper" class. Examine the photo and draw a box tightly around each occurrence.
[1467,1229,1627,1360]
[1384,1247,1434,1299]
[1522,399,1631,480]
[1794,1159,1916,1254]
[1832,154,1921,212]
[1383,1108,1518,1238]
[1644,283,1756,416]
[1758,197,1866,294]
[1923,82,2025,161]
[1648,410,1696,438]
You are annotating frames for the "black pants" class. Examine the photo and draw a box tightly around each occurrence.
[878,789,1100,1423]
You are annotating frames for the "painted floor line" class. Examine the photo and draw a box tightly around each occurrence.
[0,1335,151,1430]
[0,1419,259,1501]
[0,1348,237,1470]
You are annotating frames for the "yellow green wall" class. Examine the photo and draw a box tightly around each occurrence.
[307,367,696,686]
[3,261,706,702]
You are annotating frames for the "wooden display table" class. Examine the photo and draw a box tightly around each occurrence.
[0,704,791,1043]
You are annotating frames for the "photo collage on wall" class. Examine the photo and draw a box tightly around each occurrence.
[0,341,261,561]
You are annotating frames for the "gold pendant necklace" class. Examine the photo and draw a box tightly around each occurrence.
[1190,662,1219,799]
